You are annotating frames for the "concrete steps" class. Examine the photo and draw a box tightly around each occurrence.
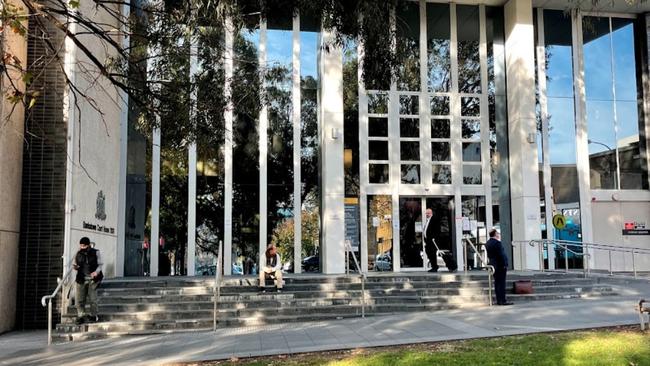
[53,272,620,342]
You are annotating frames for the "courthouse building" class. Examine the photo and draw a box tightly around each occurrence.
[1,0,649,331]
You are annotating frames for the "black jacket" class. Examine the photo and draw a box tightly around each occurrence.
[75,248,102,284]
[486,238,508,269]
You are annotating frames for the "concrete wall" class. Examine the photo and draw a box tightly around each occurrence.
[591,199,650,271]
[62,2,123,277]
[0,0,27,333]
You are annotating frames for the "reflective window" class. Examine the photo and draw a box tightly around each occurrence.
[431,142,450,161]
[401,164,421,184]
[400,118,420,138]
[369,141,389,160]
[369,164,390,184]
[400,141,420,161]
[301,16,321,271]
[396,1,420,91]
[462,119,481,140]
[430,96,450,115]
[427,3,451,92]
[369,93,389,114]
[367,195,393,271]
[432,165,452,184]
[400,95,419,115]
[462,142,481,162]
[583,16,647,189]
[431,118,450,138]
[369,117,389,137]
[457,5,481,93]
[232,20,261,275]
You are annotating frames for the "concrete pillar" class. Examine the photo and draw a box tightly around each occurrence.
[504,0,542,270]
[0,0,27,333]
[319,30,345,274]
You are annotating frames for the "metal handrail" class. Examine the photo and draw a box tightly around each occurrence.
[462,238,495,306]
[345,241,366,318]
[528,239,650,278]
[213,240,223,331]
[41,258,75,345]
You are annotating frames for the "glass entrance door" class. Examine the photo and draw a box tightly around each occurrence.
[399,197,424,270]
[424,197,454,270]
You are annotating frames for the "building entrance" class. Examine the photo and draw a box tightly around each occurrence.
[398,196,454,272]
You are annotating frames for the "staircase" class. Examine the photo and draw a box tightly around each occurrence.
[54,272,619,342]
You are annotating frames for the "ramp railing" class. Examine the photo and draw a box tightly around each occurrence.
[517,239,650,279]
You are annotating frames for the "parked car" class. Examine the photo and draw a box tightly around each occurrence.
[302,255,320,272]
[375,252,392,271]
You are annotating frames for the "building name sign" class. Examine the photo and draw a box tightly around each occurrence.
[83,221,115,234]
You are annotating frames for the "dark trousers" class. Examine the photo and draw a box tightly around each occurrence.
[493,268,507,304]
[425,242,438,271]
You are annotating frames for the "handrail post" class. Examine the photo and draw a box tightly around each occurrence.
[47,299,52,345]
[608,250,612,276]
[632,250,637,278]
[488,268,493,306]
[564,246,569,273]
[464,239,468,273]
[539,241,544,272]
[213,240,222,332]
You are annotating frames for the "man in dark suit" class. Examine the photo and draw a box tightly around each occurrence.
[486,229,513,305]
[423,208,439,272]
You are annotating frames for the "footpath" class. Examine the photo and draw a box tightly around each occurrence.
[0,294,645,366]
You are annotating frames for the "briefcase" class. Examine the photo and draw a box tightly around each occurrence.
[513,280,533,294]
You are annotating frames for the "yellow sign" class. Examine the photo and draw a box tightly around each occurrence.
[552,214,567,230]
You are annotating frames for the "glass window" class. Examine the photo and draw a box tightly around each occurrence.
[400,118,420,138]
[369,164,390,184]
[367,195,393,271]
[396,1,420,91]
[369,141,389,160]
[369,93,389,114]
[457,5,481,93]
[232,21,261,275]
[431,119,450,138]
[400,95,419,115]
[267,10,294,269]
[463,165,482,185]
[432,165,452,184]
[401,164,421,184]
[369,117,389,137]
[430,96,450,115]
[431,142,450,161]
[462,119,481,140]
[427,3,451,92]
[461,97,480,116]
[301,14,321,271]
[400,141,420,161]
[462,142,481,161]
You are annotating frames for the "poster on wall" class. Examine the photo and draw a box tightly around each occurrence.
[623,221,649,236]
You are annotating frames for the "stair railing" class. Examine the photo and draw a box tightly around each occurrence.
[213,240,223,331]
[345,241,366,318]
[462,237,495,306]
[41,257,75,345]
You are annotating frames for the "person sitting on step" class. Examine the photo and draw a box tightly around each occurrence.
[259,244,283,292]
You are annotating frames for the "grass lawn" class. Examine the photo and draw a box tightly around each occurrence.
[191,326,650,366]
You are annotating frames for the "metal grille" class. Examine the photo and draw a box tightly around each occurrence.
[16,14,67,329]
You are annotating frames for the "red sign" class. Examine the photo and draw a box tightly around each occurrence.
[624,222,635,230]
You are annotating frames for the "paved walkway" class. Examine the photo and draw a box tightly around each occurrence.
[0,296,644,366]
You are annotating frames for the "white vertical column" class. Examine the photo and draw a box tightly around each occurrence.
[571,10,594,247]
[536,8,555,269]
[504,0,542,270]
[293,14,302,273]
[116,2,130,278]
[223,18,234,275]
[479,5,493,234]
[358,37,369,273]
[187,37,198,276]
[259,20,268,268]
[420,0,431,192]
[151,127,161,276]
[389,10,400,272]
[450,4,465,269]
[320,29,346,274]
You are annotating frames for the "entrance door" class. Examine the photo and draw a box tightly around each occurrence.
[398,196,455,271]
[399,197,424,270]
[424,197,454,270]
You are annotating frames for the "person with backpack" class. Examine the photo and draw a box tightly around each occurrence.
[73,237,104,324]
